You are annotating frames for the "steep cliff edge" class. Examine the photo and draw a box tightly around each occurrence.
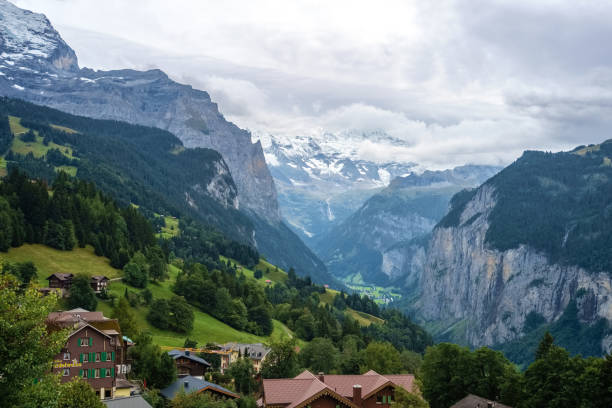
[413,145,612,355]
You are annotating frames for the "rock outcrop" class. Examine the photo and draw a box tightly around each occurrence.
[414,184,612,353]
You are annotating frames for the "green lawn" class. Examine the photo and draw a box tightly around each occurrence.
[99,264,295,347]
[221,256,288,285]
[157,215,180,239]
[3,244,120,287]
[8,115,75,159]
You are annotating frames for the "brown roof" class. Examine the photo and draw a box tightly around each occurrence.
[116,378,137,389]
[91,275,109,282]
[47,309,108,326]
[262,370,416,408]
[47,273,74,281]
[450,394,513,408]
[263,378,357,408]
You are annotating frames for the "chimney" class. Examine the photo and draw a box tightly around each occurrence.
[353,385,362,405]
[318,372,324,382]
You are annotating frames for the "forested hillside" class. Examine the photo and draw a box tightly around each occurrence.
[0,97,253,247]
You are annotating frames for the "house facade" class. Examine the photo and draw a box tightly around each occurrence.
[168,349,211,377]
[91,276,110,293]
[47,308,126,400]
[47,273,74,289]
[52,323,119,399]
[219,342,271,373]
[260,370,416,408]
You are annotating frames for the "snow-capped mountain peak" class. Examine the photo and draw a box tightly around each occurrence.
[0,0,78,73]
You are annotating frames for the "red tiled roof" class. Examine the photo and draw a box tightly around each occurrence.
[294,370,318,379]
[262,370,416,408]
[263,379,319,405]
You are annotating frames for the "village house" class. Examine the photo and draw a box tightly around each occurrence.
[450,394,513,408]
[47,272,74,290]
[168,349,211,377]
[160,376,240,400]
[42,274,110,297]
[91,275,110,293]
[260,370,416,408]
[219,342,271,373]
[46,308,127,400]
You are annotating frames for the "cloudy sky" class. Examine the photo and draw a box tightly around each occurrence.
[14,0,612,168]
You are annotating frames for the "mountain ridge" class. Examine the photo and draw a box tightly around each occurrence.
[0,0,332,284]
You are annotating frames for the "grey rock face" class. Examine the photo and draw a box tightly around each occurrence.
[414,184,612,352]
[0,0,279,222]
[315,165,500,285]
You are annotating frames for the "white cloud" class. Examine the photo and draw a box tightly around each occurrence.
[12,0,612,169]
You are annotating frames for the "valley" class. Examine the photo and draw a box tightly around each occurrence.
[1,0,612,406]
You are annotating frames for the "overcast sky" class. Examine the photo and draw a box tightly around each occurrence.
[14,0,612,168]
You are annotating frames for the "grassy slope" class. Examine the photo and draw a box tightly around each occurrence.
[5,116,78,177]
[2,244,294,347]
[0,157,6,177]
[225,257,384,327]
[3,244,120,287]
[157,216,180,239]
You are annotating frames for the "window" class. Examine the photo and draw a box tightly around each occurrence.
[62,368,70,377]
[377,395,383,404]
[96,352,101,362]
[63,352,70,360]
[83,369,88,378]
[79,337,89,347]
[95,368,100,378]
[83,353,88,362]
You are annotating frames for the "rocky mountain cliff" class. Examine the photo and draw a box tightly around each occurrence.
[314,165,499,286]
[411,143,612,356]
[0,0,330,283]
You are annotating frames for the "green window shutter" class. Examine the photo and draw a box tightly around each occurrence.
[89,337,93,346]
[90,368,94,378]
[77,338,81,346]
[111,367,115,378]
[111,351,115,362]
[101,352,107,361]
[382,396,386,404]
[100,368,105,378]
[79,369,83,377]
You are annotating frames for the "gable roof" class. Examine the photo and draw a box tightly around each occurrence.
[67,321,112,340]
[103,395,152,408]
[221,342,271,360]
[47,308,109,325]
[262,370,416,407]
[450,394,513,408]
[167,350,211,367]
[262,378,358,408]
[47,273,74,281]
[160,376,239,399]
[91,275,109,282]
